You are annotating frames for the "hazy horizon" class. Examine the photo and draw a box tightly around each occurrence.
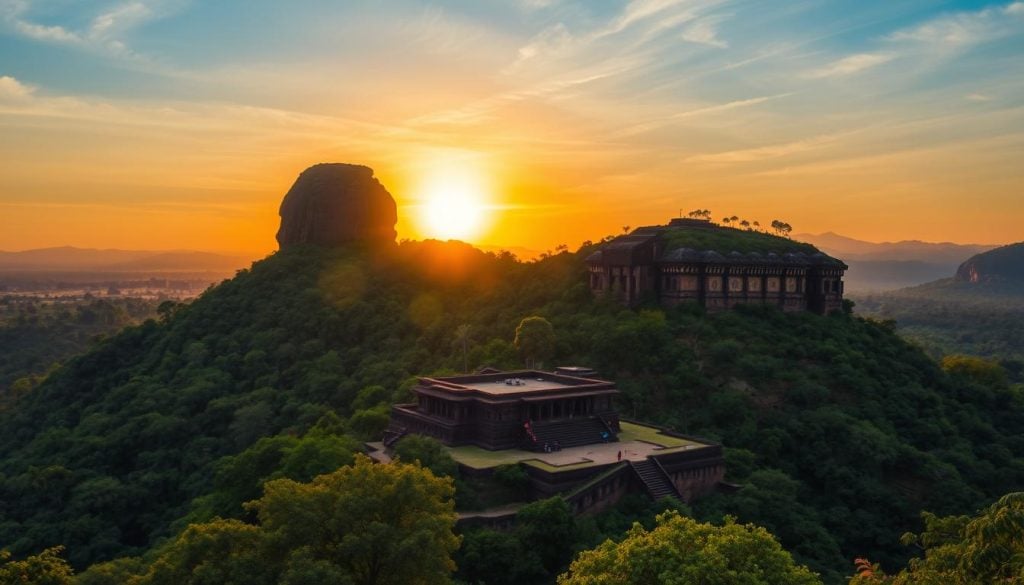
[0,228,1009,260]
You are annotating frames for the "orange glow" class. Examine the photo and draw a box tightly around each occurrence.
[403,151,497,244]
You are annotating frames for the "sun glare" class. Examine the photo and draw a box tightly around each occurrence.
[416,166,493,242]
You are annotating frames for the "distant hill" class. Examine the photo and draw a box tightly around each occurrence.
[796,232,996,291]
[955,242,1024,285]
[0,246,250,273]
[796,232,994,263]
[853,242,1024,362]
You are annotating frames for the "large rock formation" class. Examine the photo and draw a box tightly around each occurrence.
[276,163,397,248]
[955,242,1024,284]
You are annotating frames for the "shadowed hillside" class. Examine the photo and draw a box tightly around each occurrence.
[0,241,1021,584]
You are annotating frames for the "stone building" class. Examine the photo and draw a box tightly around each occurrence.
[384,370,620,451]
[585,218,848,314]
[373,369,726,519]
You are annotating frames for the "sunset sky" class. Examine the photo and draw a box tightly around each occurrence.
[1,0,1022,257]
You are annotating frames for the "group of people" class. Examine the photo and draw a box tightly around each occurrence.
[542,441,561,453]
[503,378,527,386]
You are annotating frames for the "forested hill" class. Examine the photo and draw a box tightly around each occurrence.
[0,240,1021,583]
[852,241,1024,363]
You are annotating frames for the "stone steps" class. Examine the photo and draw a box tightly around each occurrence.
[631,459,678,500]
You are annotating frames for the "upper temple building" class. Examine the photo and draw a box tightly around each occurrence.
[585,218,848,314]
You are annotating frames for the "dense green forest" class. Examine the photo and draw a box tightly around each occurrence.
[0,297,159,406]
[0,241,1022,584]
[854,283,1024,368]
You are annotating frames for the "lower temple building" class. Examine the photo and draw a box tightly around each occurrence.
[586,218,848,314]
[371,369,726,520]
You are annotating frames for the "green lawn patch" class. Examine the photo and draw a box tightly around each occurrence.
[618,421,704,448]
[660,226,821,255]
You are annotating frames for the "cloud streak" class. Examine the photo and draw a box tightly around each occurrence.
[887,1,1024,48]
[806,52,893,78]
[0,0,185,63]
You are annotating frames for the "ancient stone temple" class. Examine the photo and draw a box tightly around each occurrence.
[372,369,726,518]
[385,370,620,451]
[585,218,848,314]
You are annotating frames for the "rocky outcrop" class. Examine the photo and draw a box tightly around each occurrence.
[276,163,397,249]
[954,242,1024,284]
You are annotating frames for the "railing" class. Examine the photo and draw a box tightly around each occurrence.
[651,456,683,500]
[597,415,619,438]
[382,426,406,448]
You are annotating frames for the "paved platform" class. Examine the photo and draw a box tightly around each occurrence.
[370,421,706,472]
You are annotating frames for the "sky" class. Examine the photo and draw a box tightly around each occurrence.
[1,0,1022,257]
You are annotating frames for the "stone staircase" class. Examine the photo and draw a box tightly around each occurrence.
[382,426,407,448]
[630,459,679,500]
[530,417,613,450]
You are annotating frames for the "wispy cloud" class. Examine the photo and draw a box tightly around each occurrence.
[887,1,1024,48]
[686,132,847,164]
[520,0,556,10]
[1,0,183,62]
[680,14,729,48]
[672,93,789,120]
[806,52,893,78]
[612,93,792,138]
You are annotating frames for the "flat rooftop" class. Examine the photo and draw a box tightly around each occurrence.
[366,421,711,473]
[460,375,576,395]
[422,370,613,397]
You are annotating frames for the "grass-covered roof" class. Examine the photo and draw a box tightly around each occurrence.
[657,224,822,256]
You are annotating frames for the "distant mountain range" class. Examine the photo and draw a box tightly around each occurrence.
[0,246,251,273]
[796,232,997,292]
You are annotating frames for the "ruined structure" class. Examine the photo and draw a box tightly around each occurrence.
[385,370,620,451]
[373,369,725,518]
[586,218,848,314]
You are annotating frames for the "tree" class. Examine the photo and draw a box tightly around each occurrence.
[687,209,712,220]
[514,316,556,369]
[940,355,1008,388]
[392,435,459,479]
[136,456,460,585]
[156,301,180,324]
[850,492,1024,584]
[516,497,579,575]
[0,547,75,585]
[457,528,544,585]
[771,220,793,237]
[558,511,821,585]
[740,219,751,230]
[453,324,472,373]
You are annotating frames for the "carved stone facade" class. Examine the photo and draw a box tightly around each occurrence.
[385,370,620,451]
[375,370,727,523]
[586,219,847,314]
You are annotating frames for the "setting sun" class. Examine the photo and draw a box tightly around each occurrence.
[414,165,494,243]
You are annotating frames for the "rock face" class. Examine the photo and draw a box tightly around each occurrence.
[955,242,1024,283]
[276,163,397,249]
